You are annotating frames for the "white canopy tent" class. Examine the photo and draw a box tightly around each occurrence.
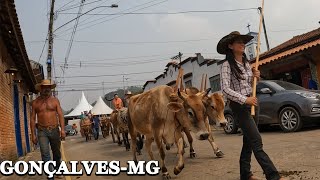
[91,96,113,115]
[65,92,93,117]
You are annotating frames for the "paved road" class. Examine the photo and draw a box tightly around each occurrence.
[63,127,320,180]
[1,127,320,180]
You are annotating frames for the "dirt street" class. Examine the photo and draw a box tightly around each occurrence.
[1,127,320,180]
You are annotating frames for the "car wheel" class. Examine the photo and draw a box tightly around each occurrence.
[279,107,303,132]
[224,113,239,134]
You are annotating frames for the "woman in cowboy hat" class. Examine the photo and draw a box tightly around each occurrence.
[218,31,285,180]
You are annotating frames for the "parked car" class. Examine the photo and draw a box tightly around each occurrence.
[223,80,320,133]
[65,125,76,136]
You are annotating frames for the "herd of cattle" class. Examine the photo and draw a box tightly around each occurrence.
[79,70,228,179]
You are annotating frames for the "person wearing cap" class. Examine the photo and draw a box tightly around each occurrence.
[218,31,285,180]
[30,79,65,179]
[112,93,123,110]
[123,91,133,107]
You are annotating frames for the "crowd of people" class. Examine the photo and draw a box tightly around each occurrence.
[78,91,133,141]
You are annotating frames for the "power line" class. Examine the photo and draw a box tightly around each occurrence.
[56,0,168,37]
[58,79,148,87]
[37,33,48,63]
[55,0,159,34]
[56,84,143,92]
[58,83,143,90]
[59,37,213,44]
[60,53,175,62]
[57,57,169,65]
[269,28,313,32]
[58,8,258,15]
[26,37,215,44]
[66,0,113,30]
[55,70,163,78]
[55,0,77,12]
[73,0,169,33]
[63,0,85,70]
[57,0,109,12]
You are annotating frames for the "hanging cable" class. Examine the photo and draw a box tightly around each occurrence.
[63,0,85,71]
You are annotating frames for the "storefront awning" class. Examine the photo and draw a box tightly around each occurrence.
[256,39,320,66]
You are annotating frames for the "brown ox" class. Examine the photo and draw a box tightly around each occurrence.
[100,116,112,138]
[80,118,93,142]
[110,109,143,153]
[179,87,227,158]
[128,85,210,179]
[109,110,121,145]
[170,72,227,158]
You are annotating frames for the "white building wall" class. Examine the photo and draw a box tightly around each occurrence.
[143,54,224,93]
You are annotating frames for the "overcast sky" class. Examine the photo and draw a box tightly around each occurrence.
[15,0,319,110]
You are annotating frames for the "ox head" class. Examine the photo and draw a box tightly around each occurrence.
[202,92,227,127]
[177,89,211,140]
[198,74,227,127]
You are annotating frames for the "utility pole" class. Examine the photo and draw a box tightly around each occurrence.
[102,81,105,95]
[171,52,183,67]
[123,75,125,97]
[259,7,270,51]
[178,52,182,63]
[47,0,55,81]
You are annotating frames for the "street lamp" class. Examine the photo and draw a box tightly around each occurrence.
[54,4,119,32]
[110,4,118,8]
[4,67,18,85]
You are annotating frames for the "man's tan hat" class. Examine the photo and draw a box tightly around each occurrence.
[35,79,56,91]
[125,91,132,95]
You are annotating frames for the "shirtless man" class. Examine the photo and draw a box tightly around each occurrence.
[30,79,65,179]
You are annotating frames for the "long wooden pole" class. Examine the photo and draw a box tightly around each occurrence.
[251,0,265,116]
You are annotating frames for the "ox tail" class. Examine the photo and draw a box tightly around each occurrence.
[127,106,144,151]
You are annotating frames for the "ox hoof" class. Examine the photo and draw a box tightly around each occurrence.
[190,152,196,158]
[173,165,184,175]
[216,150,224,158]
[166,144,171,151]
[162,172,171,180]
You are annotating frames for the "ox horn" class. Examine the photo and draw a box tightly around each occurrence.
[180,76,185,92]
[200,74,204,92]
[196,88,211,98]
[204,74,208,91]
[178,89,188,102]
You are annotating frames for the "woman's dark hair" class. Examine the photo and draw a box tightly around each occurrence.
[225,45,249,80]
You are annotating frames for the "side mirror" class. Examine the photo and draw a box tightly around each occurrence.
[259,88,273,94]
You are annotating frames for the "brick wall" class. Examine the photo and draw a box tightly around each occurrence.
[0,37,32,161]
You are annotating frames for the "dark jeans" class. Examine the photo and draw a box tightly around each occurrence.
[38,127,61,179]
[229,101,281,180]
[93,127,99,140]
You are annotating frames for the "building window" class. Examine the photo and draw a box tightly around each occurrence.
[185,80,192,88]
[209,75,220,92]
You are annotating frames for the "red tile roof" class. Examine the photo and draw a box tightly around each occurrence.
[259,28,320,60]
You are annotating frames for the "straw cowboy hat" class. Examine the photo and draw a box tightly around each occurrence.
[125,91,132,95]
[35,79,56,91]
[216,31,254,55]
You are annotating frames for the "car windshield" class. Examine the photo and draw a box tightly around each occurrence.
[266,81,306,91]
